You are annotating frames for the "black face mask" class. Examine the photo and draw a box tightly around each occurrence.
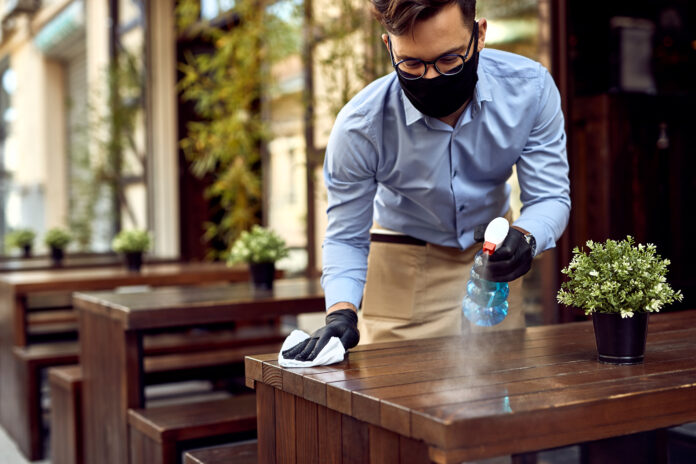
[391,22,480,118]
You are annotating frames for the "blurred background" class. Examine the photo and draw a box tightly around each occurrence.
[0,0,693,323]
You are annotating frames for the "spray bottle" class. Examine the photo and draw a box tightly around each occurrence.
[462,217,510,326]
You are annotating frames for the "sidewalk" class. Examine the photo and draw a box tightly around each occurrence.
[0,426,49,464]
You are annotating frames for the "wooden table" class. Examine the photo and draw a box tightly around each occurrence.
[0,263,254,458]
[74,277,324,464]
[0,263,254,347]
[246,310,696,464]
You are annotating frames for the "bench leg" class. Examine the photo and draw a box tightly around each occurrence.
[130,427,177,464]
[9,358,44,461]
[581,431,663,464]
[50,377,82,464]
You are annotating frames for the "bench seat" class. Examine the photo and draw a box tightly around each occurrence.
[184,441,258,464]
[128,396,257,464]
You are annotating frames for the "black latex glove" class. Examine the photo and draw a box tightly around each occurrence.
[474,224,533,282]
[281,309,359,361]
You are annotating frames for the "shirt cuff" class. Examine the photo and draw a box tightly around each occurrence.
[513,211,560,257]
[322,276,365,310]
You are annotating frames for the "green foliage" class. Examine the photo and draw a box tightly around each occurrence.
[177,0,300,259]
[228,225,289,264]
[44,228,72,250]
[557,237,683,318]
[112,229,152,253]
[5,229,36,250]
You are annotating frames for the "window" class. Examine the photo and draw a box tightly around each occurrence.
[200,0,236,20]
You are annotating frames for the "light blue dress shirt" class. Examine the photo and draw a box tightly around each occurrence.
[321,48,571,310]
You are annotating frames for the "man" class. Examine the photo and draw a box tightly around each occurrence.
[283,0,570,361]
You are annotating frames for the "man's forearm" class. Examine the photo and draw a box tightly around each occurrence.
[328,301,358,314]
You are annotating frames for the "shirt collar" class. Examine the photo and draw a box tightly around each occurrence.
[401,63,493,127]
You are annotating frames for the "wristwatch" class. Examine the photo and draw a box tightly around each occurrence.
[524,232,537,257]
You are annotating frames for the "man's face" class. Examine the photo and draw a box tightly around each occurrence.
[383,3,487,79]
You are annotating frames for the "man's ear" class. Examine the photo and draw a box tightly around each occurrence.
[476,18,487,52]
[381,33,389,50]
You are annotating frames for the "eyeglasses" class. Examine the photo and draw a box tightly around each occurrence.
[388,22,477,81]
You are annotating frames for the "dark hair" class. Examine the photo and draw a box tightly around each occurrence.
[370,0,476,36]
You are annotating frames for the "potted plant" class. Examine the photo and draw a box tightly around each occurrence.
[44,228,72,266]
[6,229,37,258]
[112,229,151,272]
[227,225,289,290]
[557,236,683,364]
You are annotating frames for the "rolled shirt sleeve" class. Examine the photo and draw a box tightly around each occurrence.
[513,68,571,255]
[321,107,379,309]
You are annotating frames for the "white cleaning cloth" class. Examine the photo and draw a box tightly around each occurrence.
[278,329,345,368]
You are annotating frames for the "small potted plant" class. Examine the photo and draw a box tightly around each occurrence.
[6,228,36,258]
[557,236,682,365]
[228,225,289,290]
[112,229,151,272]
[44,228,72,266]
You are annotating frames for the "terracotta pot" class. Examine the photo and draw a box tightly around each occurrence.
[249,262,275,290]
[592,312,648,364]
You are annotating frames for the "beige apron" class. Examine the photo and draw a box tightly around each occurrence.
[358,212,525,345]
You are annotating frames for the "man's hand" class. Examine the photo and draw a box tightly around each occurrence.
[474,224,534,282]
[281,309,360,361]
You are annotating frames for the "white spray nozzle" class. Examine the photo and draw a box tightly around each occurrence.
[482,217,509,255]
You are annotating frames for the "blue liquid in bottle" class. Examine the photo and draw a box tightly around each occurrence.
[462,251,509,326]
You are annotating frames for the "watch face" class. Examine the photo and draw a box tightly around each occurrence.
[526,234,537,255]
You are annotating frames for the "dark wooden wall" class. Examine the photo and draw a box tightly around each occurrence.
[559,0,695,320]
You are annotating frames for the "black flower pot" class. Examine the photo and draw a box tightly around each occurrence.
[50,247,64,266]
[22,245,32,258]
[249,262,275,290]
[592,312,649,365]
[124,252,143,273]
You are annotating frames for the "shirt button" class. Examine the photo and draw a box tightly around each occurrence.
[459,205,465,212]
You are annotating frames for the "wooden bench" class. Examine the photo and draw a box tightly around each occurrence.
[47,326,286,463]
[666,423,696,462]
[10,343,80,460]
[128,395,257,464]
[184,441,258,464]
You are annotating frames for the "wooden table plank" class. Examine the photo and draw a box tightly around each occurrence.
[296,396,319,464]
[275,389,296,464]
[317,405,342,463]
[346,329,696,402]
[369,425,399,464]
[256,383,277,464]
[357,345,696,414]
[75,277,322,329]
[342,415,369,464]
